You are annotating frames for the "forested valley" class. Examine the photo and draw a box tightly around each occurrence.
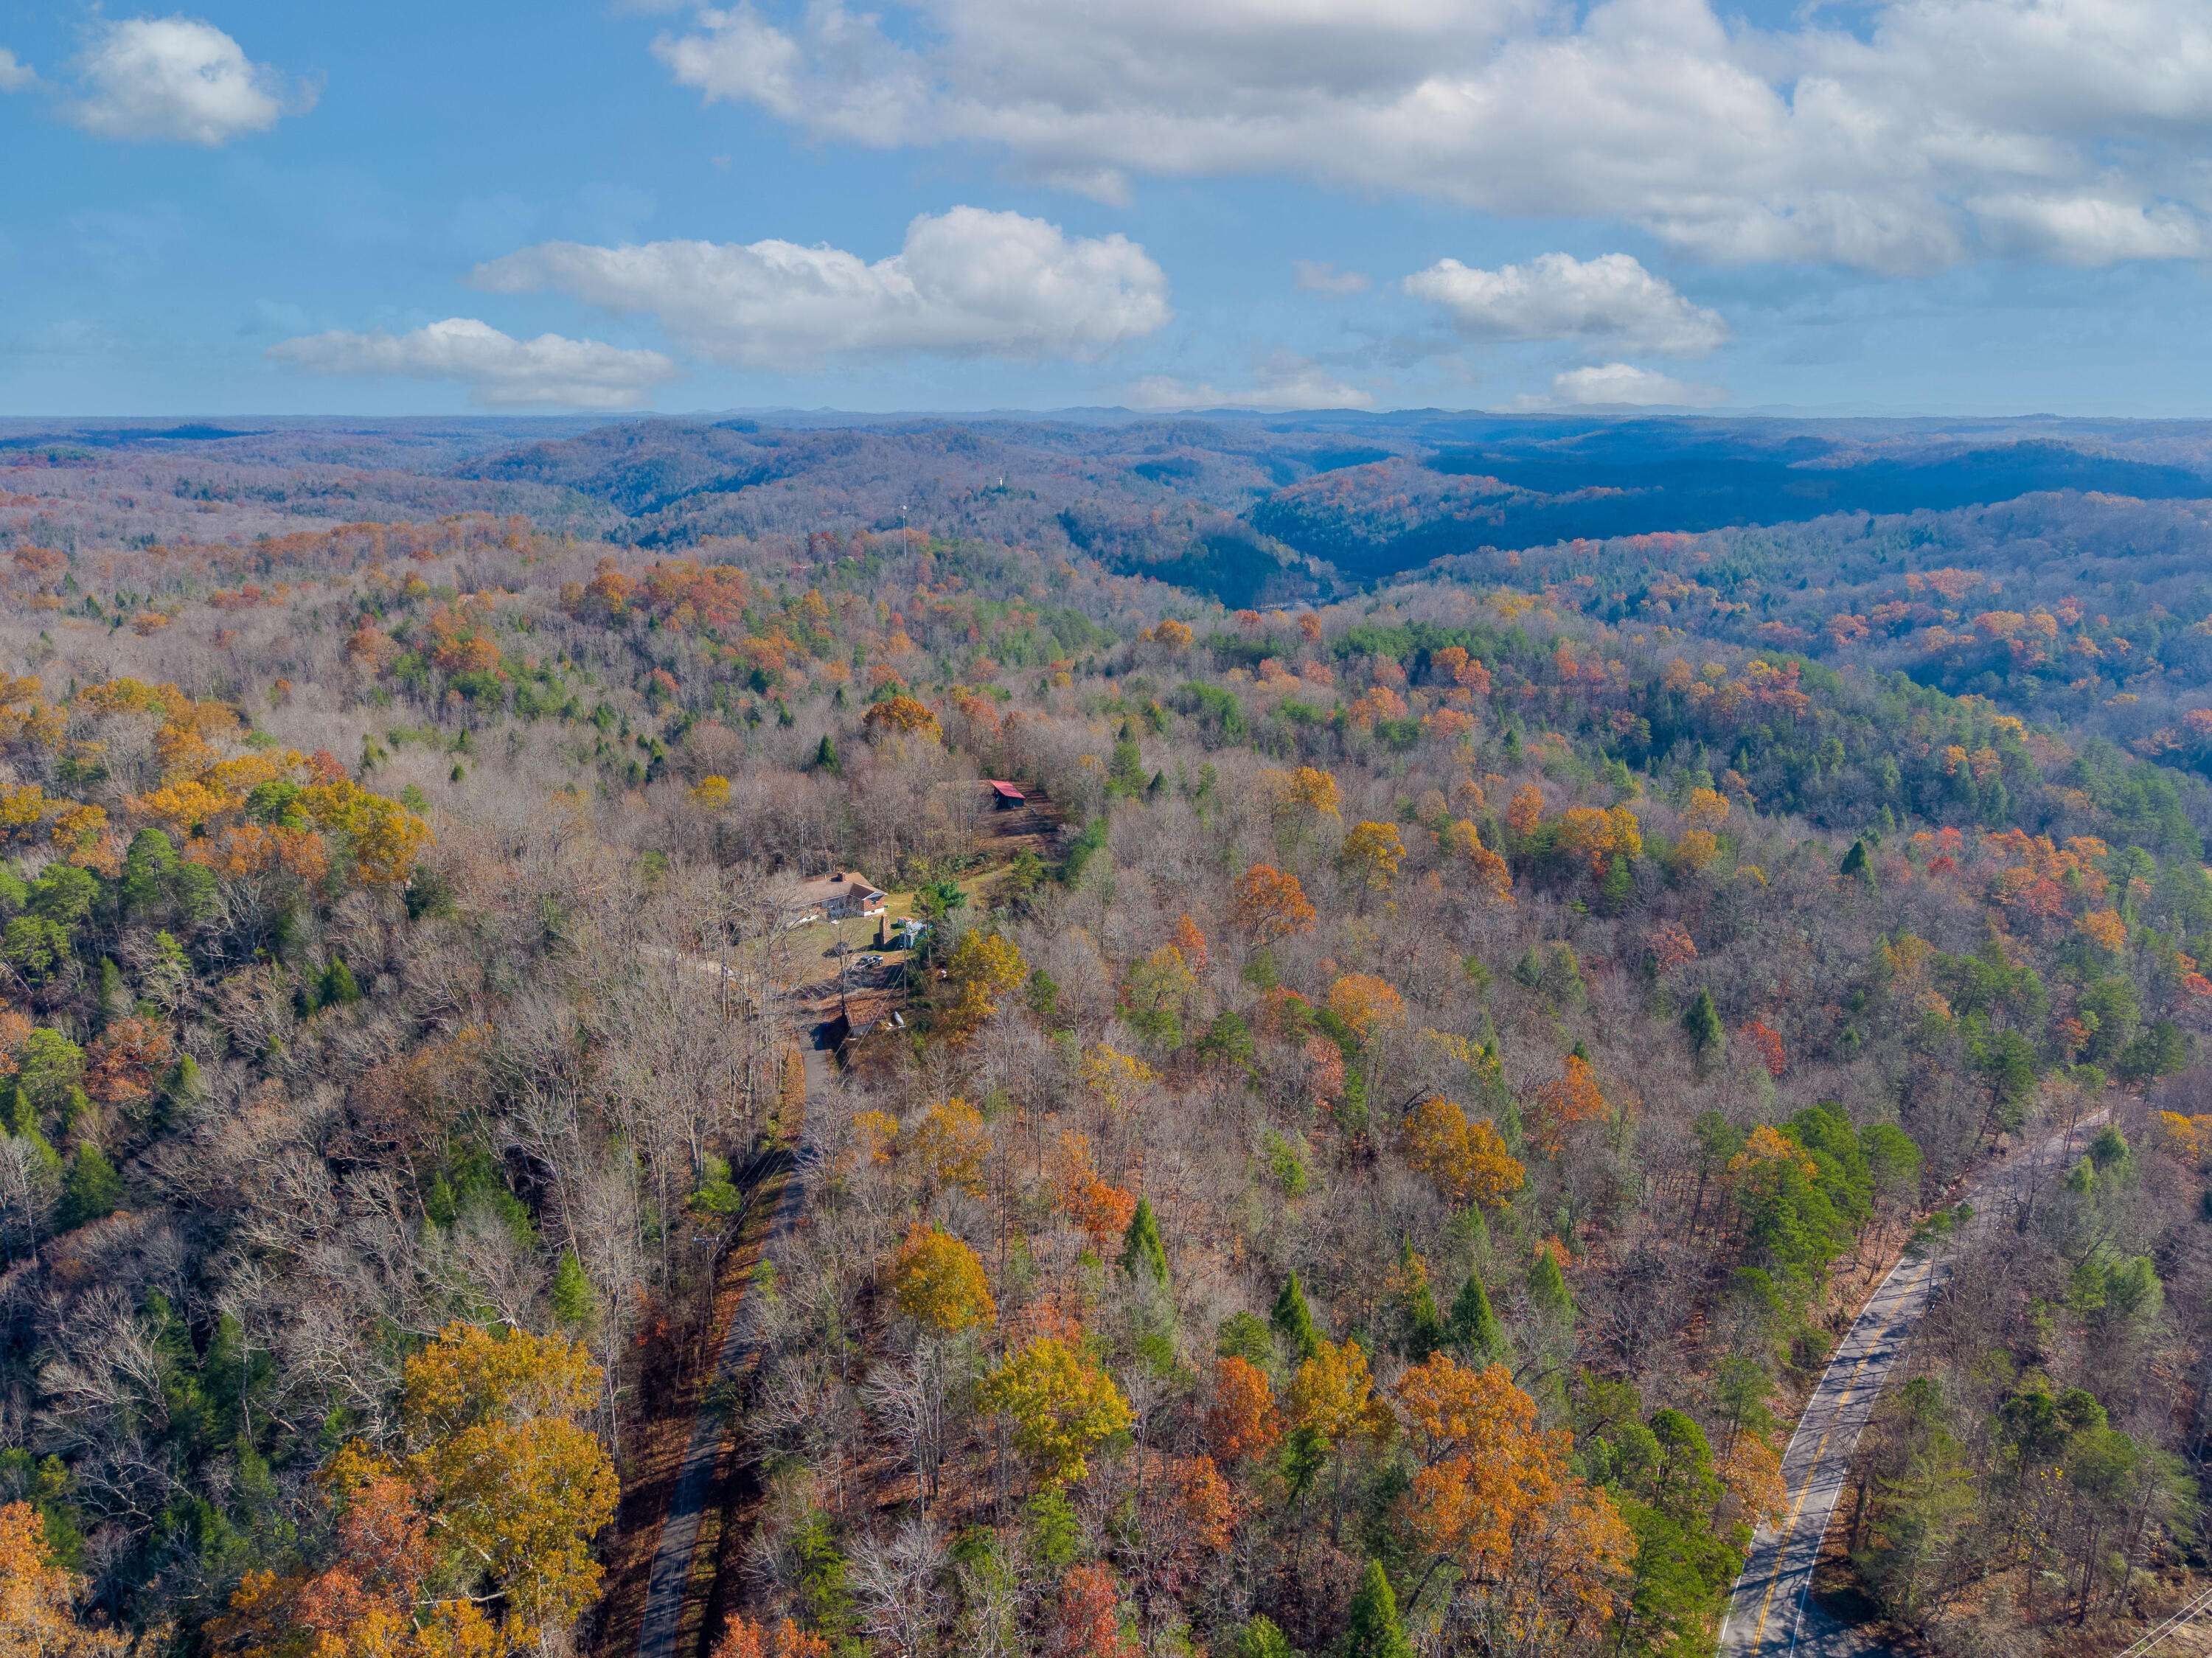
[5,414,2212,1658]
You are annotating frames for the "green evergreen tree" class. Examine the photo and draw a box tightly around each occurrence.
[1238,1614,1300,1658]
[1527,1248,1573,1328]
[552,1247,596,1325]
[1447,1271,1503,1362]
[1682,987,1725,1062]
[1119,1197,1170,1285]
[1840,839,1875,886]
[1108,722,1147,797]
[815,733,841,773]
[60,1142,123,1230]
[165,1053,203,1114]
[1599,851,1633,913]
[4,1091,63,1189]
[97,958,127,1017]
[320,957,362,1007]
[1217,1312,1273,1368]
[1338,1560,1413,1658]
[1273,1269,1321,1361]
[1398,1236,1444,1359]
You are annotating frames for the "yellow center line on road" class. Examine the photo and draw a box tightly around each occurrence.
[1745,1260,1929,1653]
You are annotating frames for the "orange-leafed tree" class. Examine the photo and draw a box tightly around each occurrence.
[0,1500,127,1657]
[1394,1354,1632,1651]
[217,1323,618,1658]
[1338,821,1407,891]
[905,1096,990,1197]
[1441,818,1514,904]
[1051,1131,1138,1245]
[889,1223,996,1334]
[1205,1356,1282,1464]
[1399,1096,1525,1208]
[1506,784,1545,842]
[1530,1053,1610,1154]
[1231,863,1316,941]
[1264,765,1343,825]
[1044,1562,1138,1658]
[1169,912,1210,971]
[863,694,942,743]
[1739,1019,1787,1079]
[1326,974,1405,1043]
[83,1017,175,1108]
[940,930,1027,1044]
[709,1617,832,1658]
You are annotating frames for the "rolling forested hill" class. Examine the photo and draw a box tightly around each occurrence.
[4,411,2212,1658]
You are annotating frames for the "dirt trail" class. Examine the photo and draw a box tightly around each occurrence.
[622,1002,832,1658]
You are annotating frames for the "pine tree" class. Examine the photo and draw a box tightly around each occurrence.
[1840,838,1874,886]
[1527,1248,1573,1329]
[4,1092,63,1188]
[1598,851,1632,913]
[166,1053,202,1110]
[1338,1560,1413,1658]
[1119,1197,1169,1285]
[1447,1271,1502,1362]
[60,1143,123,1230]
[815,734,841,773]
[1397,1236,1444,1359]
[1272,1270,1320,1362]
[552,1248,596,1326]
[1682,987,1725,1062]
[1238,1615,1298,1658]
[321,957,362,1007]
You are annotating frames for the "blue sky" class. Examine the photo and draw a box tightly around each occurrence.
[6,0,2212,417]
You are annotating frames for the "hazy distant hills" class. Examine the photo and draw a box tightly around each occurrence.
[445,411,2212,601]
[12,410,2212,608]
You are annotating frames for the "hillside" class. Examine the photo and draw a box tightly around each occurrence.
[2,418,2211,1658]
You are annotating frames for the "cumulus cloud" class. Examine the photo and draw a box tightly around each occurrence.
[68,16,313,145]
[1405,252,1728,355]
[647,0,2212,274]
[1125,355,1374,411]
[0,49,38,93]
[1293,260,1370,296]
[268,318,679,410]
[1540,361,1726,408]
[1968,192,2206,265]
[472,206,1170,369]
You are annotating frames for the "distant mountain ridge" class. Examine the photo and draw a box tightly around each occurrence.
[454,412,2212,599]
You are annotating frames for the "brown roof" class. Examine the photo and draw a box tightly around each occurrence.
[781,871,886,907]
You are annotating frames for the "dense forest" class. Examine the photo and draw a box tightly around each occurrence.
[4,414,2212,1658]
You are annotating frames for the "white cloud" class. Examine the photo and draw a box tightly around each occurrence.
[1293,260,1369,296]
[68,16,312,145]
[472,206,1171,369]
[268,318,679,410]
[1126,355,1374,411]
[0,49,38,93]
[1540,361,1726,408]
[1968,192,2206,265]
[1405,251,1728,355]
[649,0,2212,274]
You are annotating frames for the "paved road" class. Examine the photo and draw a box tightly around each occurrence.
[1717,1114,2101,1658]
[631,1023,827,1658]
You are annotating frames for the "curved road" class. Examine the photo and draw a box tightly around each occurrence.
[1717,1113,2101,1658]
